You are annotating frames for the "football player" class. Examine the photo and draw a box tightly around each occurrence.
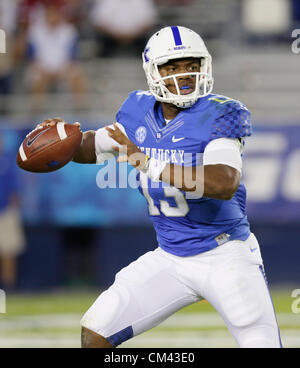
[40,26,282,348]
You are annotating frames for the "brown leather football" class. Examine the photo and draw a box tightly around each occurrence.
[16,122,82,173]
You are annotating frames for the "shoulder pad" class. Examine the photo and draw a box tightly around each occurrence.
[116,90,155,125]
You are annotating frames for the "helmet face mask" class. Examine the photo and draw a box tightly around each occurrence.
[143,26,214,108]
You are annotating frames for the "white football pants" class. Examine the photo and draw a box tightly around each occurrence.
[80,233,282,348]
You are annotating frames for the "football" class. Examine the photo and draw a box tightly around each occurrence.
[17,122,82,173]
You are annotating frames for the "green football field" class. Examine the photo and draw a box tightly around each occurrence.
[0,287,299,348]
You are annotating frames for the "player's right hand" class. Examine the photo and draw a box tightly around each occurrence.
[37,117,67,128]
[36,118,81,130]
[28,118,81,138]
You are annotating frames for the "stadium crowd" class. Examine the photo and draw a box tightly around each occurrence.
[0,0,299,115]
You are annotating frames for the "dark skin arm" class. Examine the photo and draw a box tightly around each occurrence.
[72,130,96,164]
[106,123,240,201]
[166,162,240,200]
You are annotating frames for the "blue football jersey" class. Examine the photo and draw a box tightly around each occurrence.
[116,90,252,256]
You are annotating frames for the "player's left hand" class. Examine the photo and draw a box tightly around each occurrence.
[106,123,147,170]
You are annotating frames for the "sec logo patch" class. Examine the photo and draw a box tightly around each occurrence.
[135,126,147,144]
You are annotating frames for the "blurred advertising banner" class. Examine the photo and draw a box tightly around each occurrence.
[1,123,299,226]
[243,125,300,223]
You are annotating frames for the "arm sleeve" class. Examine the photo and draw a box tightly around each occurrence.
[95,122,127,164]
[203,137,243,173]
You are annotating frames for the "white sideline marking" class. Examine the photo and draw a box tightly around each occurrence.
[0,330,299,348]
[0,312,299,330]
[0,313,299,347]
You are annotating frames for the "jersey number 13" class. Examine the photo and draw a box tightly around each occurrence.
[140,173,189,217]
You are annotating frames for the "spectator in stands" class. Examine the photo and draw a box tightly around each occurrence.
[18,0,88,31]
[26,3,87,111]
[14,0,63,61]
[0,132,25,291]
[0,0,19,113]
[18,0,66,29]
[90,0,158,57]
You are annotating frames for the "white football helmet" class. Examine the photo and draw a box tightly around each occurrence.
[143,26,214,108]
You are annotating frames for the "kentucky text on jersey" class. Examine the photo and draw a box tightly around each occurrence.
[138,146,185,163]
[116,90,253,257]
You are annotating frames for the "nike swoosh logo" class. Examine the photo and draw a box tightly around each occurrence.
[250,247,257,253]
[172,136,185,143]
[26,127,51,147]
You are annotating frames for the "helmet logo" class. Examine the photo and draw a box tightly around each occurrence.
[135,126,147,144]
[144,47,150,63]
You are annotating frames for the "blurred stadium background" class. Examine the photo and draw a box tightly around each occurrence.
[0,0,299,348]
